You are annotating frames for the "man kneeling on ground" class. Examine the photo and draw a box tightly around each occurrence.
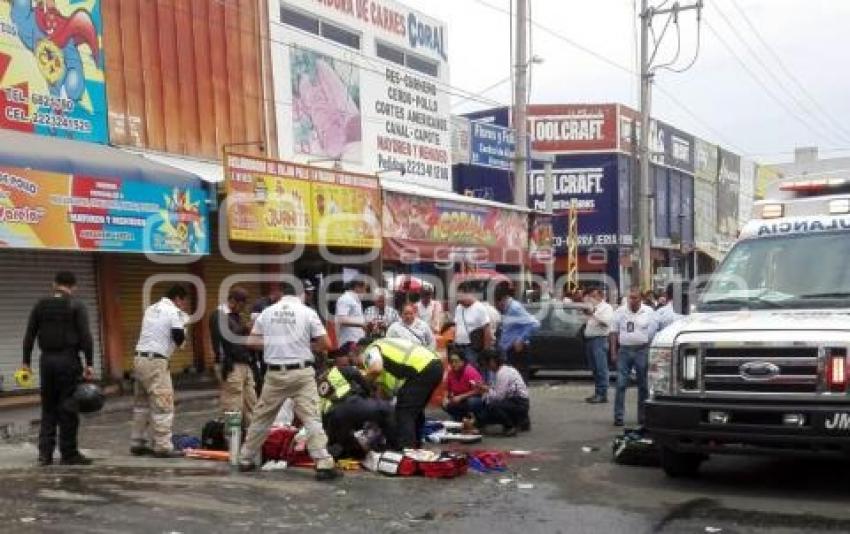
[319,352,393,459]
[351,337,443,450]
[474,350,530,437]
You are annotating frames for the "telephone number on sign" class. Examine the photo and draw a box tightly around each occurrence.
[553,234,618,246]
[5,108,92,133]
[406,160,449,180]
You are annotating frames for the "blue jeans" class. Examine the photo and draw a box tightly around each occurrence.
[444,396,484,421]
[585,336,609,398]
[614,345,649,424]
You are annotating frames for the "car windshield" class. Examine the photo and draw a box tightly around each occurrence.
[698,231,850,311]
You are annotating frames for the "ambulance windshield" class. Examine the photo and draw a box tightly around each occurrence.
[699,231,850,310]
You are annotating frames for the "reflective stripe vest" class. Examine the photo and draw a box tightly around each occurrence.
[318,367,353,415]
[367,338,440,396]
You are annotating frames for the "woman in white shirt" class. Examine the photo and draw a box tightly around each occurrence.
[386,304,436,349]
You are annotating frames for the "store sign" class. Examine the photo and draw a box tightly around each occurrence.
[694,138,718,249]
[273,1,452,190]
[529,213,553,262]
[619,107,697,174]
[311,174,381,249]
[312,0,448,62]
[527,156,620,248]
[0,0,107,143]
[739,159,756,229]
[0,165,209,254]
[225,154,380,248]
[526,104,618,152]
[382,191,528,264]
[650,120,694,173]
[450,115,471,165]
[470,121,515,171]
[717,148,741,238]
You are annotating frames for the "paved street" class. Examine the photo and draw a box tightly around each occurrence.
[1,381,849,533]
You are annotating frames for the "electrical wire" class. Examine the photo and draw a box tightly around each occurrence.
[472,0,751,154]
[710,2,850,145]
[451,75,513,110]
[652,11,682,72]
[704,20,835,147]
[727,0,850,144]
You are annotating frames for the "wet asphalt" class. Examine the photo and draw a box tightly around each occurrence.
[1,381,849,534]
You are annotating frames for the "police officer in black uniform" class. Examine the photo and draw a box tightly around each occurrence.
[22,271,95,466]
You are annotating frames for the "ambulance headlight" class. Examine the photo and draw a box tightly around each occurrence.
[648,347,673,398]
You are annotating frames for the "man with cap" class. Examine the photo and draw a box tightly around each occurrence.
[209,286,256,430]
[351,337,443,450]
[23,271,95,466]
[130,284,190,458]
[238,282,340,480]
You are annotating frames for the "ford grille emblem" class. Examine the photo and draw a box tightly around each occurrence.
[740,361,781,379]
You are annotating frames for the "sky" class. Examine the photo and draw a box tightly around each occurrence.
[401,0,850,164]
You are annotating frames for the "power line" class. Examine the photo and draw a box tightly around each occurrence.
[709,2,850,145]
[703,19,836,148]
[470,0,751,154]
[727,0,850,143]
[451,75,513,110]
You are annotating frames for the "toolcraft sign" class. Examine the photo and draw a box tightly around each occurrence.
[525,104,618,152]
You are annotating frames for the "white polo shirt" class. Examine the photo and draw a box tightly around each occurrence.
[254,296,326,365]
[453,301,491,345]
[335,290,365,346]
[135,297,187,358]
[614,304,658,346]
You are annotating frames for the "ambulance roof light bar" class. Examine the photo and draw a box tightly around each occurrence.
[780,177,850,193]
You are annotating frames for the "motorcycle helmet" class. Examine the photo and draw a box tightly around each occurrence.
[71,382,106,414]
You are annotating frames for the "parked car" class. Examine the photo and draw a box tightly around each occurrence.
[522,302,592,377]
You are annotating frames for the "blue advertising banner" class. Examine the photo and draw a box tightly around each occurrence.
[470,121,515,170]
[528,154,620,250]
[0,164,209,254]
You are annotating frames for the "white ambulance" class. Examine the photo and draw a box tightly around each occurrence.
[645,177,850,477]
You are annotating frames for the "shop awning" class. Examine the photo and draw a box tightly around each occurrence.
[123,149,224,184]
[380,179,530,213]
[381,179,530,265]
[0,130,203,186]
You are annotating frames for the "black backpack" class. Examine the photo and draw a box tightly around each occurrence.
[201,420,227,451]
[612,427,660,467]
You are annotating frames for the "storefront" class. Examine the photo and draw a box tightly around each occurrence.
[381,180,529,297]
[0,130,211,392]
[224,153,382,323]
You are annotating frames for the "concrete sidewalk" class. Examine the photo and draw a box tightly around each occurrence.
[0,388,219,442]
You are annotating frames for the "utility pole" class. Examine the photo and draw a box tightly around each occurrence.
[514,0,529,298]
[514,0,528,209]
[638,0,652,292]
[637,0,703,291]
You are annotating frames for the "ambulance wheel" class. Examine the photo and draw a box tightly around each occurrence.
[660,448,704,478]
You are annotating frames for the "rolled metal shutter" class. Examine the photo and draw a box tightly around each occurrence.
[0,250,103,392]
[117,256,195,375]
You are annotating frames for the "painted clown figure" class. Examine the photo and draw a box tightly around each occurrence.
[10,0,100,103]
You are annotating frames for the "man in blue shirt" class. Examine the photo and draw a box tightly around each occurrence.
[494,286,540,381]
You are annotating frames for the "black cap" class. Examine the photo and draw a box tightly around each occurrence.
[302,279,316,292]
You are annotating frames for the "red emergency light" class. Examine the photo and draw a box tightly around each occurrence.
[826,349,848,392]
[780,177,850,193]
